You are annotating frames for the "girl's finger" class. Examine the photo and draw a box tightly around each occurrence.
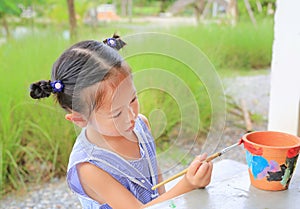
[194,161,210,179]
[200,162,213,181]
[187,155,204,176]
[198,153,208,161]
[205,162,213,185]
[187,153,210,177]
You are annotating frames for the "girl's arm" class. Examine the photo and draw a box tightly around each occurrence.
[77,153,212,209]
[143,154,212,208]
[77,162,143,209]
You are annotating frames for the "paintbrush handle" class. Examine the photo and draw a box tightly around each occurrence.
[206,152,221,162]
[152,168,188,190]
[151,152,221,190]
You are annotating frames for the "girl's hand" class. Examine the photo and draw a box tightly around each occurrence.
[184,153,213,189]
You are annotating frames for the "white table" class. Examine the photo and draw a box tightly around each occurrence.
[147,159,300,209]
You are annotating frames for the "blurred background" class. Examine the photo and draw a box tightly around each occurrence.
[0,0,274,197]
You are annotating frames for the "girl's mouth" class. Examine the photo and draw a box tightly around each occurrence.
[125,122,135,132]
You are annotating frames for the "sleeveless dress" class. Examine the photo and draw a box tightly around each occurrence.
[67,116,160,209]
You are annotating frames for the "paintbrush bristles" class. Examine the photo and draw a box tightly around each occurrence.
[151,152,221,190]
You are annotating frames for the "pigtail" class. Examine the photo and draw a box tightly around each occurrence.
[30,80,53,99]
[30,80,64,99]
[103,33,126,51]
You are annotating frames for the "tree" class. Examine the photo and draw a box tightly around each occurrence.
[0,0,21,38]
[160,0,168,13]
[121,0,132,21]
[67,0,77,41]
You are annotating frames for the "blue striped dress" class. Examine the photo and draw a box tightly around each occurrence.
[67,116,160,209]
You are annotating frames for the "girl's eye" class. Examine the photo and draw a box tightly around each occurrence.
[131,96,137,103]
[113,111,122,118]
[112,96,136,118]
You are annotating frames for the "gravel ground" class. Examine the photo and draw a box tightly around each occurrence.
[0,73,271,208]
[214,73,270,163]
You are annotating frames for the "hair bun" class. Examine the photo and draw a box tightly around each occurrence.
[30,80,53,99]
[103,33,126,50]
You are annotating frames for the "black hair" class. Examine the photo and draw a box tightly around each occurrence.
[30,35,129,116]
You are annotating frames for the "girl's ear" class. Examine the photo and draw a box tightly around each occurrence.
[65,111,88,128]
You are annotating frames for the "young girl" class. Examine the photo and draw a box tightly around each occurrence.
[30,35,213,209]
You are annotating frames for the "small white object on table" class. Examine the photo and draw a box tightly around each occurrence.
[147,159,300,209]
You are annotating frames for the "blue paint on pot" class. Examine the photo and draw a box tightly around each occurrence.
[246,151,269,179]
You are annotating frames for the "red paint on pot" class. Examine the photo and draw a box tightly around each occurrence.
[243,143,263,155]
[287,147,300,158]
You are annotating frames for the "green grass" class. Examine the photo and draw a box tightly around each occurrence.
[170,18,274,71]
[0,19,273,195]
[0,33,76,194]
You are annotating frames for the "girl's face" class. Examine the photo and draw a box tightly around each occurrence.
[88,75,139,139]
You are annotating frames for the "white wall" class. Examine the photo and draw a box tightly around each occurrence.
[268,0,300,135]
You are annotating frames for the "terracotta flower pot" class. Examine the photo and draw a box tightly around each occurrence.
[242,131,300,191]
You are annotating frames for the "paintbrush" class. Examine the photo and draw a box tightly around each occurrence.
[151,141,242,190]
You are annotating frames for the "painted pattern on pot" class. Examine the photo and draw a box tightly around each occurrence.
[246,149,299,187]
[242,131,300,191]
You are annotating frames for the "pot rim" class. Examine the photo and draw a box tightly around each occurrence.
[242,131,300,150]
